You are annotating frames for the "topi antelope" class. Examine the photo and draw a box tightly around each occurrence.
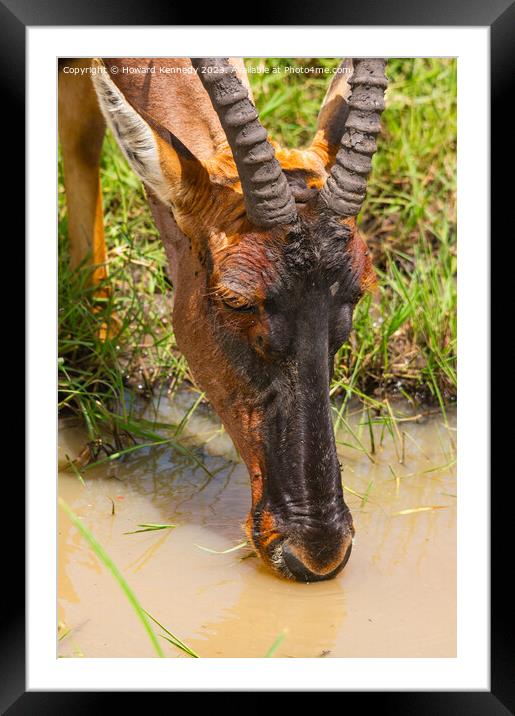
[58,57,388,582]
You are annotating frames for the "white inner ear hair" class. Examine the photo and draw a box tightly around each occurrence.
[91,65,172,205]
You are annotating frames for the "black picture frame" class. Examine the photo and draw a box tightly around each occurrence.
[8,0,508,709]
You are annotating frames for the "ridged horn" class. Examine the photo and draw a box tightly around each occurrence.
[319,59,388,217]
[191,58,297,228]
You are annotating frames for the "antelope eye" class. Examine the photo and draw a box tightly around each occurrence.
[220,291,253,311]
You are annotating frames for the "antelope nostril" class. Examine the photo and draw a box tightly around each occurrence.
[282,546,317,582]
[282,541,353,583]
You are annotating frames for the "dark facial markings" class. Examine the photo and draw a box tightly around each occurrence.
[203,211,366,578]
[210,212,362,354]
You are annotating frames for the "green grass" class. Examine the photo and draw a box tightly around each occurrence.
[58,58,456,451]
[265,631,287,658]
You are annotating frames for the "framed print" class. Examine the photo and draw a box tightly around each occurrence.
[5,0,508,709]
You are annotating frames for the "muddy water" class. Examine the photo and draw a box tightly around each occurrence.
[58,392,456,658]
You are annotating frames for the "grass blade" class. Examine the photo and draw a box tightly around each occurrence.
[195,541,248,555]
[392,506,448,516]
[64,453,86,487]
[144,610,199,658]
[124,523,176,535]
[58,497,164,657]
[265,631,286,658]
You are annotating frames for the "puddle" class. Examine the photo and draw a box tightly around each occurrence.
[58,393,456,658]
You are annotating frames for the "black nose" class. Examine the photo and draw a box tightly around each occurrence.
[282,541,352,583]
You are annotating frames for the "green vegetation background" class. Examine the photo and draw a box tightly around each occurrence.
[58,58,456,442]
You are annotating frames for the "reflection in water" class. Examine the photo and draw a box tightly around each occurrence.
[58,395,456,658]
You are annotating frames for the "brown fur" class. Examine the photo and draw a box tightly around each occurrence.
[59,58,374,576]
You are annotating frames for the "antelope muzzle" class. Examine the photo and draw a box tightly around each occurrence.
[245,293,354,582]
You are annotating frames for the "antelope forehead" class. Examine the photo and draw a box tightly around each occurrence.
[216,254,280,299]
[218,263,349,309]
[211,216,357,302]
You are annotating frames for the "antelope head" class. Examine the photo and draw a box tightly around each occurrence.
[93,57,388,581]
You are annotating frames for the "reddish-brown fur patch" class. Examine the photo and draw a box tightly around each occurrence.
[341,217,377,294]
[245,508,281,565]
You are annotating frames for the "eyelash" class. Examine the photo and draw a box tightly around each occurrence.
[217,291,257,312]
[222,299,256,313]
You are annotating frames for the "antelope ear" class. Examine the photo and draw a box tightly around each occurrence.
[310,59,353,169]
[91,59,207,209]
